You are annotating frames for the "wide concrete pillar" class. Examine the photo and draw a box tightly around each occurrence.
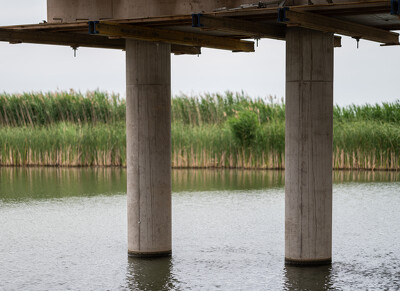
[126,39,172,257]
[285,28,333,265]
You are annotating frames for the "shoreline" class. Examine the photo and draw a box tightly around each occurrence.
[0,165,399,172]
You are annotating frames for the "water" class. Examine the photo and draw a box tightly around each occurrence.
[1,168,399,290]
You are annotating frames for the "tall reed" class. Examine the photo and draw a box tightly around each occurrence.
[171,121,285,169]
[3,90,399,125]
[172,91,285,125]
[1,91,400,170]
[333,121,400,170]
[0,90,125,127]
[0,122,126,167]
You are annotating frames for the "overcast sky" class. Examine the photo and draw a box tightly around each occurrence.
[0,0,399,106]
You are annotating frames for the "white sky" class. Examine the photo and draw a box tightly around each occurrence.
[0,0,399,106]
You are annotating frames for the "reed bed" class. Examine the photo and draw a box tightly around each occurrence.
[0,90,125,127]
[171,122,285,169]
[4,90,399,125]
[333,121,400,170]
[1,91,400,170]
[0,91,283,127]
[334,101,400,123]
[172,92,285,125]
[0,122,126,167]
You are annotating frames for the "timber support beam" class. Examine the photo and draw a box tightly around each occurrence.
[191,14,341,48]
[0,29,201,55]
[171,44,200,55]
[0,29,125,50]
[192,14,285,40]
[89,21,254,52]
[278,8,399,45]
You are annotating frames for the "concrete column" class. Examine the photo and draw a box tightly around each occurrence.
[285,27,333,265]
[126,39,172,257]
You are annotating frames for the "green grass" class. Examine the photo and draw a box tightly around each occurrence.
[0,91,400,169]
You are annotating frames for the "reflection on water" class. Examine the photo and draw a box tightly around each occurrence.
[0,167,126,201]
[284,265,333,291]
[172,169,284,192]
[1,167,400,201]
[333,170,400,184]
[173,169,400,192]
[126,257,177,291]
[0,167,399,290]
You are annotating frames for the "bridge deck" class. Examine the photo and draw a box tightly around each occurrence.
[0,0,398,53]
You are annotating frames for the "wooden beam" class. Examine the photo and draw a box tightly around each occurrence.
[208,1,391,19]
[0,29,125,49]
[334,35,342,48]
[91,22,254,52]
[192,14,285,40]
[0,29,201,55]
[191,14,342,47]
[278,8,399,45]
[3,22,88,32]
[171,44,201,55]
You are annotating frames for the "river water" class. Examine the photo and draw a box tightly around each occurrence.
[0,168,399,290]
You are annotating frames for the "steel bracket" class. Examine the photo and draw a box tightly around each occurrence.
[277,7,290,23]
[192,13,204,28]
[391,0,400,15]
[88,21,100,34]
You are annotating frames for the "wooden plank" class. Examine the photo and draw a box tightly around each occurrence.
[207,0,390,18]
[2,17,192,32]
[334,35,342,47]
[3,22,88,31]
[171,44,201,55]
[192,14,342,47]
[0,22,340,51]
[193,14,285,39]
[0,29,201,55]
[192,15,285,40]
[93,22,254,52]
[0,29,125,49]
[280,8,399,44]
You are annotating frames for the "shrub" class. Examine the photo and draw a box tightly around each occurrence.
[228,110,259,147]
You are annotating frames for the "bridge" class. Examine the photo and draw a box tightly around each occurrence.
[0,0,398,265]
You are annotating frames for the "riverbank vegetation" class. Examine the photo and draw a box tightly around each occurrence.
[1,91,399,170]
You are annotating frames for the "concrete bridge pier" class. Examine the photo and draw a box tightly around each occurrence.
[126,39,172,257]
[285,27,334,265]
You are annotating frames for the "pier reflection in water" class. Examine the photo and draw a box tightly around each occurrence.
[284,265,332,291]
[126,257,177,291]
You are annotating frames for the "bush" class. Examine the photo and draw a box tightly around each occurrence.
[228,110,259,147]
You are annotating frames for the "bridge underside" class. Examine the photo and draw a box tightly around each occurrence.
[0,0,398,265]
[1,1,400,52]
